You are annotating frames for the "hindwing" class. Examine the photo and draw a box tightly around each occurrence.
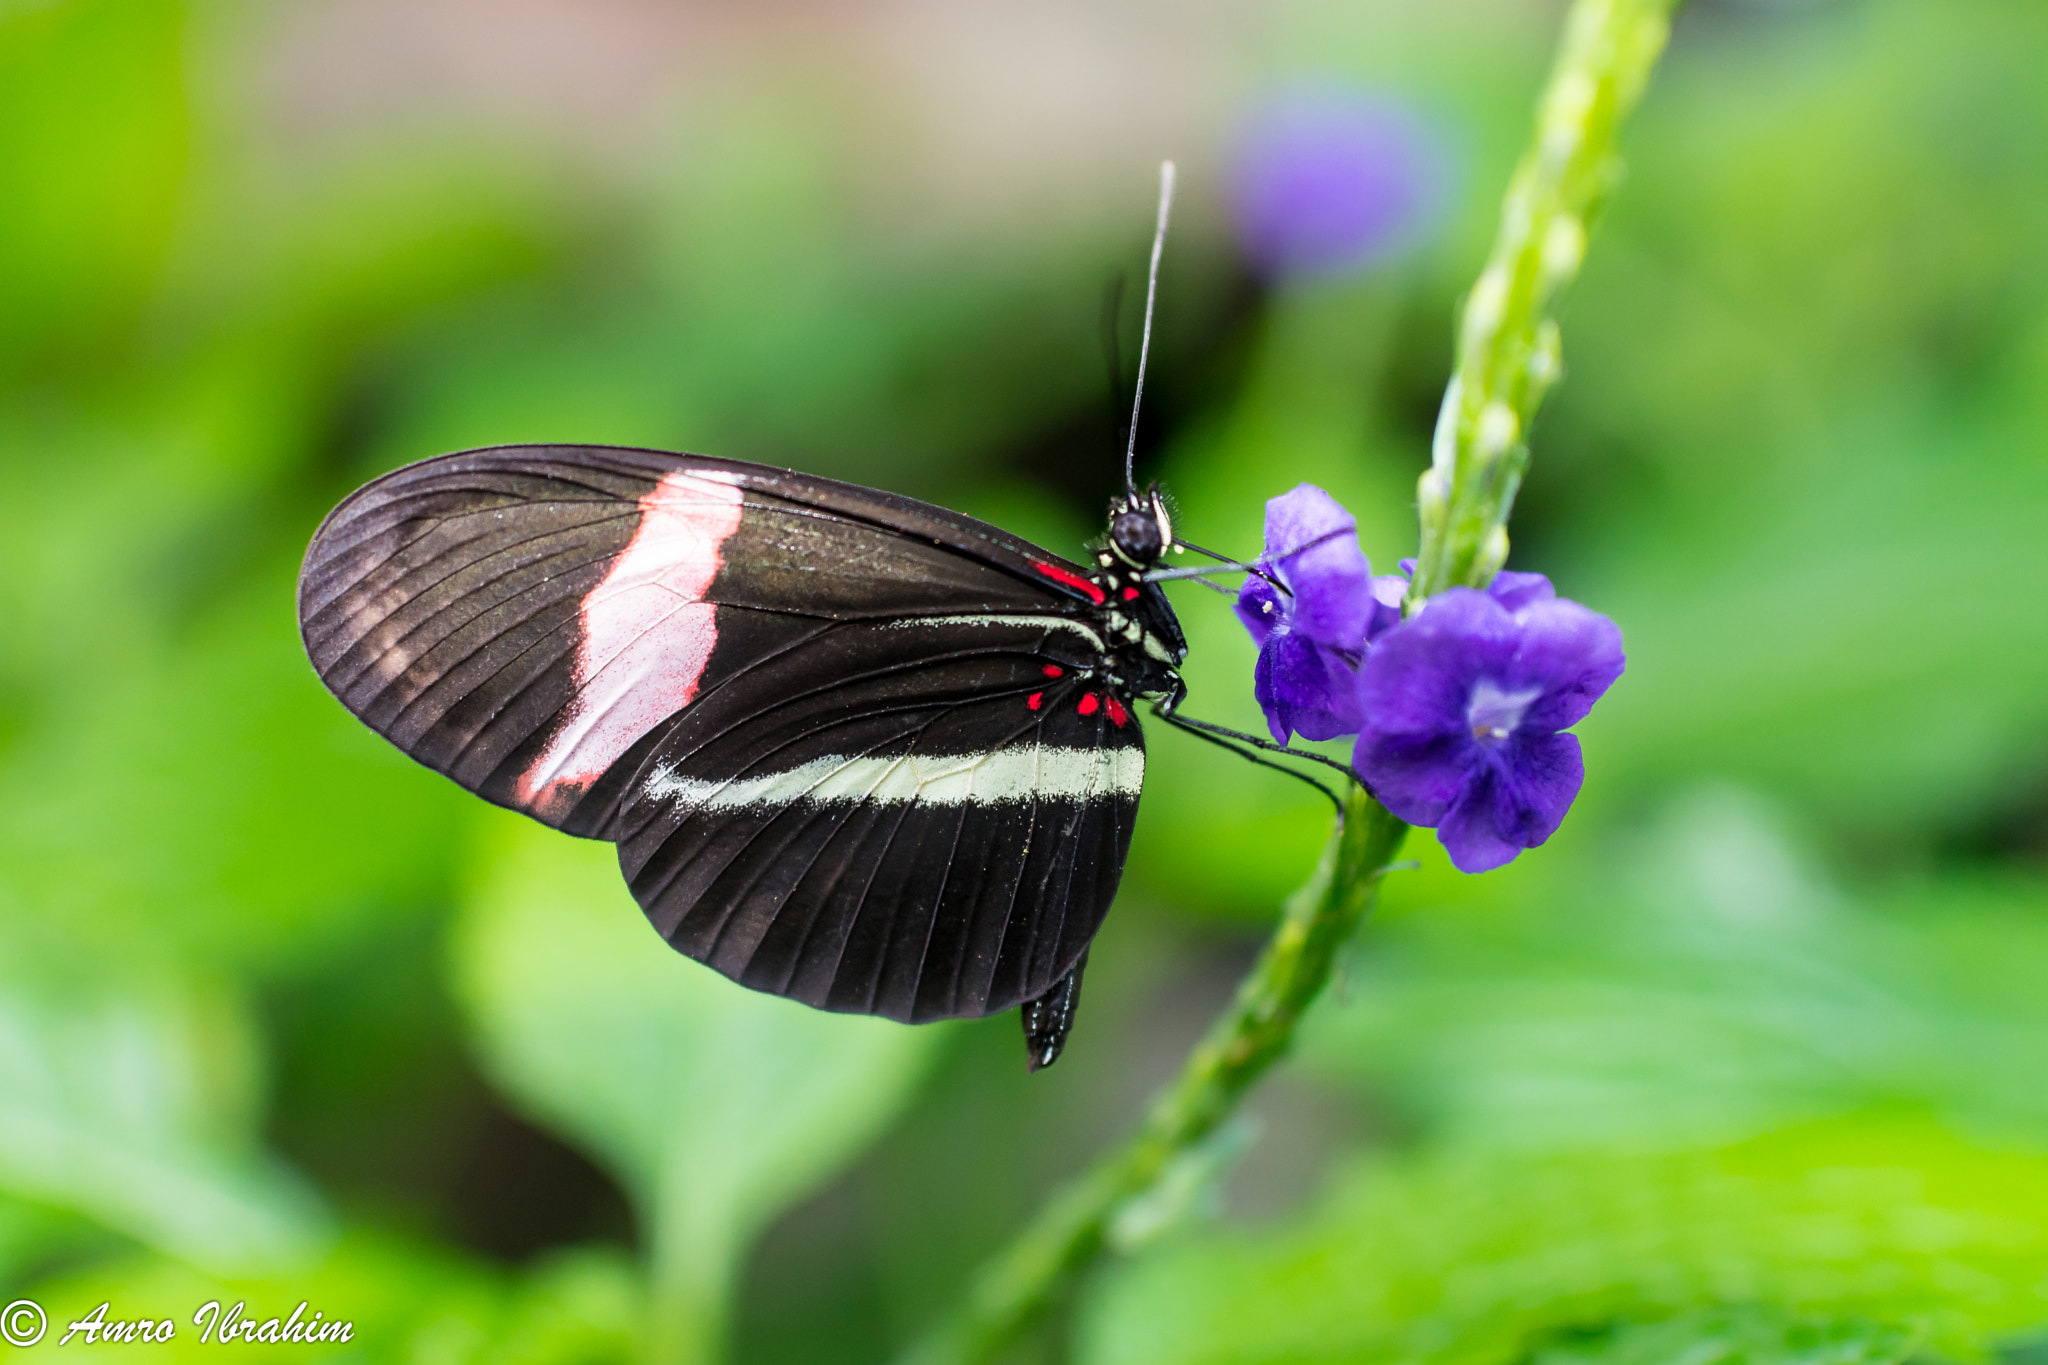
[614,615,1141,1021]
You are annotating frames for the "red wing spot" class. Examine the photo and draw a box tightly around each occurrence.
[1077,692,1101,717]
[1031,560,1107,606]
[1122,586,1140,601]
[1105,695,1129,727]
[1042,664,1064,678]
[1027,692,1043,711]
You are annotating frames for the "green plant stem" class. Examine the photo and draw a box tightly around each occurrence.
[647,1168,732,1365]
[901,788,1407,1365]
[901,4,1683,1362]
[1408,0,1682,605]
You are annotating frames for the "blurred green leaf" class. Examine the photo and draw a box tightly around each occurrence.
[22,1233,637,1363]
[1568,388,2048,839]
[0,547,468,979]
[1301,787,2048,1152]
[452,815,939,1362]
[1529,1308,1918,1365]
[0,1193,110,1289]
[0,959,323,1272]
[1078,1114,2048,1365]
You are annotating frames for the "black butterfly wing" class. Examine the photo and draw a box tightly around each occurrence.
[614,616,1141,1022]
[298,443,1138,1019]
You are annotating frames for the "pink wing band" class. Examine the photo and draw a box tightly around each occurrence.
[517,469,747,820]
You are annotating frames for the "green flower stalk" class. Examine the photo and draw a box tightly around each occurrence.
[903,790,1405,1365]
[1408,0,1682,605]
[902,3,1680,1361]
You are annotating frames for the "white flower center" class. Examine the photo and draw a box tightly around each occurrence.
[1467,679,1542,743]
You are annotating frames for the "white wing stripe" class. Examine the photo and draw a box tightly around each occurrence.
[885,614,1108,651]
[644,747,1142,812]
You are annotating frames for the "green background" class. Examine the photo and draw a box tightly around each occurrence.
[3,1,2046,1361]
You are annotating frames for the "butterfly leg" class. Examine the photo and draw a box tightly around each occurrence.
[1021,951,1089,1073]
[1148,701,1360,812]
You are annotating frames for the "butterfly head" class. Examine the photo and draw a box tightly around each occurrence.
[1108,485,1173,569]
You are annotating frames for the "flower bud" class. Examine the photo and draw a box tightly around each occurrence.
[1417,466,1450,527]
[1539,215,1586,294]
[1527,319,1564,402]
[1475,403,1520,460]
[1474,526,1511,584]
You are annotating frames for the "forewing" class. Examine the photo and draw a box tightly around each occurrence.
[297,444,1095,836]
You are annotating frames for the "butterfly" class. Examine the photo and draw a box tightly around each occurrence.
[289,164,1327,1070]
[298,446,1189,1069]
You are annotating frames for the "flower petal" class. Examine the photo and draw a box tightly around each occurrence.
[1368,573,1407,639]
[1435,768,1524,873]
[1263,484,1354,565]
[1506,730,1586,837]
[1354,588,1516,735]
[1234,576,1284,649]
[1255,631,1363,743]
[1486,570,1554,612]
[1263,485,1374,649]
[1436,733,1583,872]
[1505,598,1626,734]
[1353,729,1476,827]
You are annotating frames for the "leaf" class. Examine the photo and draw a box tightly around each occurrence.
[451,815,939,1362]
[0,1193,107,1288]
[0,550,468,981]
[1076,1114,2048,1365]
[1301,788,2048,1152]
[0,959,325,1272]
[1528,1308,1918,1365]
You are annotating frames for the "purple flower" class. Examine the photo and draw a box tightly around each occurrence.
[1231,90,1440,279]
[1235,485,1401,743]
[1352,586,1624,874]
[1230,485,1621,871]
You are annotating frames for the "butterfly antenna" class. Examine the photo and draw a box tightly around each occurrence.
[1124,160,1176,501]
[1159,526,1354,592]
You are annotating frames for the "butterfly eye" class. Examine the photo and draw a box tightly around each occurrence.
[1110,506,1164,565]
